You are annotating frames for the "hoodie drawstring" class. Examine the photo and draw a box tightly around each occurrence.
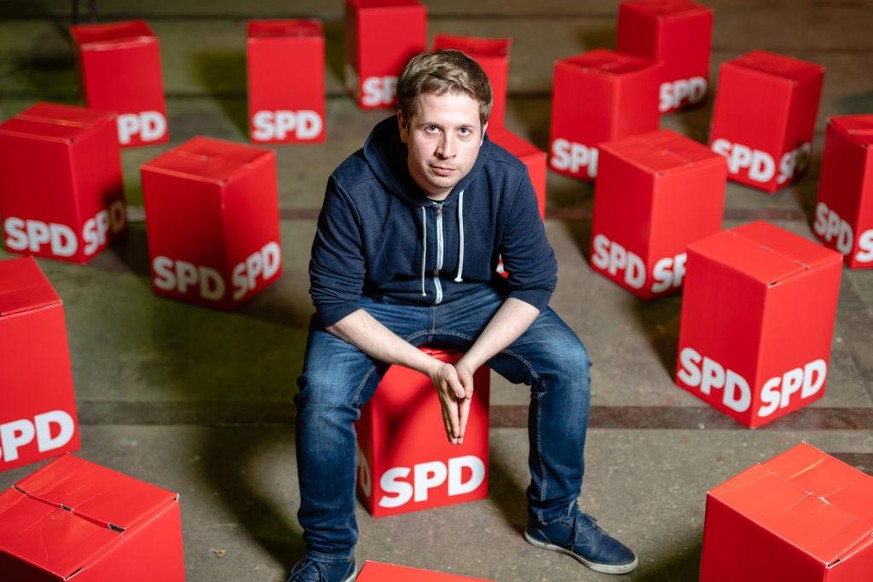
[420,206,428,297]
[454,190,465,283]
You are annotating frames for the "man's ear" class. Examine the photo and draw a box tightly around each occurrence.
[480,122,489,145]
[397,111,409,143]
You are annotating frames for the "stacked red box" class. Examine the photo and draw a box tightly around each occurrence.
[357,560,494,581]
[140,136,282,310]
[549,49,662,181]
[0,454,185,580]
[701,442,873,581]
[356,348,490,517]
[0,257,79,472]
[488,126,546,220]
[0,102,126,263]
[675,221,842,428]
[813,115,873,269]
[709,50,825,193]
[344,0,427,109]
[617,0,714,114]
[247,19,326,144]
[591,129,726,299]
[70,19,169,148]
[432,34,510,129]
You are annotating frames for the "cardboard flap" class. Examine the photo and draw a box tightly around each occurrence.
[603,129,723,173]
[433,34,510,58]
[730,49,824,83]
[247,19,323,39]
[487,127,542,157]
[623,0,712,18]
[14,454,178,533]
[561,48,659,76]
[143,136,273,184]
[688,228,809,286]
[348,0,422,9]
[357,560,494,581]
[732,221,843,272]
[0,257,61,316]
[70,19,156,49]
[831,114,873,145]
[0,102,114,144]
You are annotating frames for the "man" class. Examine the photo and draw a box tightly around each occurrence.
[289,49,637,582]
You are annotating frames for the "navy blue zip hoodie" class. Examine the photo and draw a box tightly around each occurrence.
[309,116,557,327]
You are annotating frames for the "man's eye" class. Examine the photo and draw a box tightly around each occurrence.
[458,127,472,136]
[425,125,439,133]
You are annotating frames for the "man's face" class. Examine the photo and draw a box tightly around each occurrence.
[398,91,486,201]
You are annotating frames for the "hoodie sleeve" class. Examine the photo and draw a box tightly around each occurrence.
[498,172,557,312]
[309,174,366,327]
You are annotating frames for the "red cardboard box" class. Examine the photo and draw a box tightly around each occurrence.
[140,136,281,310]
[0,102,126,263]
[617,0,714,114]
[0,257,79,472]
[591,129,726,299]
[488,126,546,219]
[247,19,326,144]
[344,0,427,109]
[0,454,185,581]
[356,348,490,517]
[700,442,873,581]
[675,221,842,428]
[709,50,824,193]
[549,49,662,181]
[70,19,169,148]
[357,560,494,581]
[813,115,873,269]
[433,34,510,129]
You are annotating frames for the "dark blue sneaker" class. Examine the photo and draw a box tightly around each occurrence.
[286,557,356,582]
[524,507,638,575]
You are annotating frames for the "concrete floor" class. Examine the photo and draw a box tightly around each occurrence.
[1,1,872,580]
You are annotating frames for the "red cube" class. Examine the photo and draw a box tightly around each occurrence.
[0,102,126,263]
[432,34,510,129]
[0,257,79,473]
[70,20,169,148]
[140,136,282,310]
[701,442,873,582]
[356,348,490,517]
[357,560,494,581]
[675,221,842,428]
[344,0,427,109]
[617,0,714,114]
[591,129,726,299]
[0,454,184,581]
[709,50,824,193]
[247,19,326,144]
[549,49,662,181]
[488,126,546,220]
[813,115,873,269]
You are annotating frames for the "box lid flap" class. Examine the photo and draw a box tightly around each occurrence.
[347,0,422,9]
[0,102,114,143]
[830,114,873,146]
[357,560,493,581]
[142,136,273,184]
[433,34,510,58]
[14,454,178,532]
[560,48,659,75]
[70,19,156,48]
[247,19,323,39]
[731,221,842,271]
[487,127,542,158]
[729,49,824,83]
[602,129,724,173]
[623,0,712,18]
[0,257,61,316]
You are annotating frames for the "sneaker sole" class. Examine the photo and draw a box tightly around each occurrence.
[523,530,639,575]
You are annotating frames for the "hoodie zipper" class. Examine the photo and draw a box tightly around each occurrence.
[433,201,444,304]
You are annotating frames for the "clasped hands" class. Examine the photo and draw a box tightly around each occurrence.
[429,360,476,445]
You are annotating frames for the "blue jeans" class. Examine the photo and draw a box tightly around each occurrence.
[294,285,592,562]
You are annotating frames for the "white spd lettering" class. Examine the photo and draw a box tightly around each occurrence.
[590,234,645,289]
[857,229,873,263]
[231,241,281,300]
[378,455,485,509]
[813,201,854,255]
[356,445,372,499]
[361,76,397,107]
[651,253,687,294]
[117,111,167,144]
[659,77,707,112]
[758,359,828,418]
[152,256,225,301]
[711,139,811,185]
[550,139,598,178]
[0,411,75,463]
[251,110,323,141]
[82,199,126,256]
[4,217,77,257]
[677,348,752,413]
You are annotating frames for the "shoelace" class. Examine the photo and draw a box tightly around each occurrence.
[290,559,328,582]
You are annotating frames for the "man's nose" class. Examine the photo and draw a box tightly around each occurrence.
[436,134,456,159]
